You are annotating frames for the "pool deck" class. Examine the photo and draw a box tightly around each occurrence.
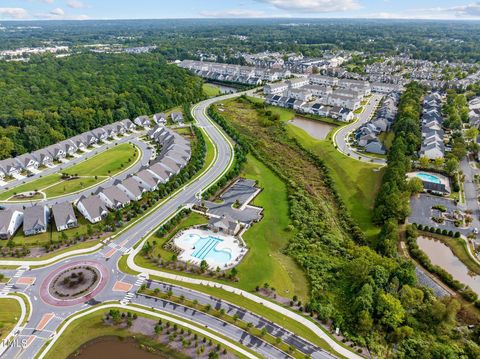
[173,228,247,270]
[407,171,451,193]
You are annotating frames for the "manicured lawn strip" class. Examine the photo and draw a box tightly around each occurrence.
[286,124,383,241]
[63,143,138,177]
[44,308,252,359]
[43,176,99,197]
[150,212,209,259]
[0,298,21,341]
[202,83,222,97]
[237,154,309,300]
[0,175,60,200]
[10,215,99,247]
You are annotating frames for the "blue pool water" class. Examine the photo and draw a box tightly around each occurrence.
[189,234,232,265]
[416,172,441,184]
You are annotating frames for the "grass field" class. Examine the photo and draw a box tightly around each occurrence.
[378,131,394,151]
[0,298,21,342]
[0,143,138,201]
[9,214,98,247]
[150,212,208,260]
[202,83,222,97]
[286,125,384,241]
[237,154,309,300]
[44,310,188,359]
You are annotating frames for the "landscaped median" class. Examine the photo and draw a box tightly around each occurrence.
[38,303,258,359]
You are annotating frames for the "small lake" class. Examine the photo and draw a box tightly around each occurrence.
[207,82,238,94]
[288,117,335,140]
[416,236,480,295]
[72,337,169,359]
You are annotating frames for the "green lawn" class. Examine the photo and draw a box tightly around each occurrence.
[44,176,100,197]
[237,154,309,300]
[9,215,99,247]
[378,131,394,151]
[0,298,21,341]
[150,212,209,260]
[0,143,138,201]
[286,125,384,241]
[64,143,138,177]
[202,83,222,97]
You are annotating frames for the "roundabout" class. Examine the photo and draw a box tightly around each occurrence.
[40,260,109,307]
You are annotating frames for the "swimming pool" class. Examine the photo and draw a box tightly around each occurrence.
[416,172,442,184]
[176,231,234,267]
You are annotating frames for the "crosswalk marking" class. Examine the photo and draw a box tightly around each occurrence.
[0,266,29,296]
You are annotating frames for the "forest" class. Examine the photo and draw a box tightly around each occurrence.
[0,53,204,159]
[3,19,480,62]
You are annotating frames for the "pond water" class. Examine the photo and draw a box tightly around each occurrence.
[288,117,335,140]
[207,82,238,94]
[416,236,480,295]
[73,337,169,359]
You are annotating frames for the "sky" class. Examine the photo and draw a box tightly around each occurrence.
[1,0,480,21]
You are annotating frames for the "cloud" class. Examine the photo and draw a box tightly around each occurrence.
[451,2,480,17]
[42,0,55,4]
[199,9,267,18]
[0,7,29,19]
[67,0,87,9]
[255,0,361,13]
[49,7,65,16]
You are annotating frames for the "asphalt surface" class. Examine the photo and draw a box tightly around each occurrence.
[333,93,386,165]
[0,92,338,359]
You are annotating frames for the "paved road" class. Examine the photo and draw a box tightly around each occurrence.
[334,93,385,165]
[0,135,152,209]
[460,155,480,235]
[0,92,350,359]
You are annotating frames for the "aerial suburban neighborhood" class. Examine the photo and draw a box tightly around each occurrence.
[1,4,480,359]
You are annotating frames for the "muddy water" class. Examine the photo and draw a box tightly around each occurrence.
[288,117,335,140]
[72,337,169,359]
[416,236,480,295]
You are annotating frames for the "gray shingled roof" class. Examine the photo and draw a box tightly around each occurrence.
[78,195,108,219]
[23,205,47,232]
[52,202,77,229]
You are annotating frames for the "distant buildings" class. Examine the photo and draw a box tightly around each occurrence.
[178,60,291,86]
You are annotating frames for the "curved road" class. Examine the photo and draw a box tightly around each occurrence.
[0,92,359,359]
[334,93,386,165]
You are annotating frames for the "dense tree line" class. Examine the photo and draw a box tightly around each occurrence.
[3,19,480,62]
[374,82,425,256]
[0,53,204,159]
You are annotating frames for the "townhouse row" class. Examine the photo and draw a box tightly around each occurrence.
[419,92,445,160]
[178,60,291,86]
[0,119,141,180]
[354,92,400,155]
[0,126,191,239]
